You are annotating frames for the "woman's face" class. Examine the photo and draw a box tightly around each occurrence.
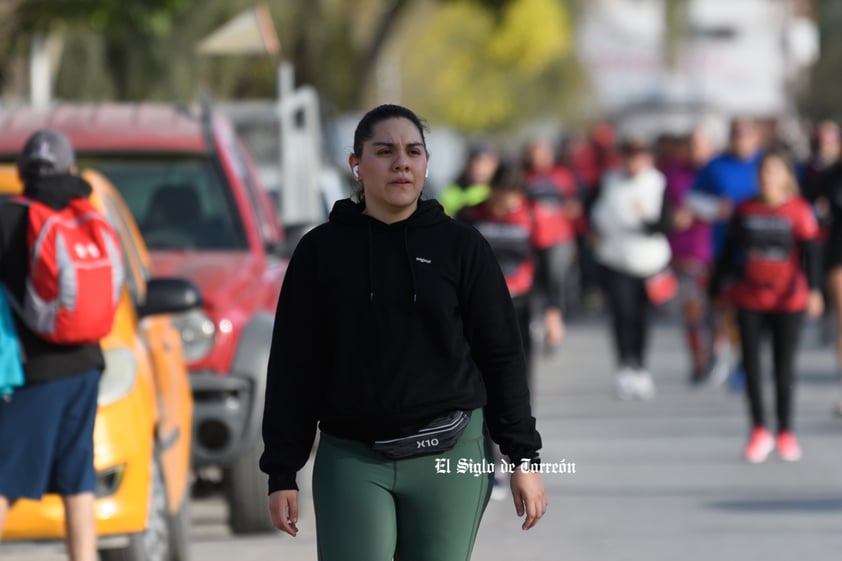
[759,156,792,205]
[623,151,652,176]
[527,141,555,172]
[351,117,428,221]
[468,152,499,185]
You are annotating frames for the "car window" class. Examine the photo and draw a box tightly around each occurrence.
[215,120,279,246]
[234,142,279,244]
[79,155,249,251]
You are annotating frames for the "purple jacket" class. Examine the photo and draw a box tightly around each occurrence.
[662,162,712,265]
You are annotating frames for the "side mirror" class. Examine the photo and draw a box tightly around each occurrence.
[137,278,202,318]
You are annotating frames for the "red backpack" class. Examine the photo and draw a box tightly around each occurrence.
[10,195,124,345]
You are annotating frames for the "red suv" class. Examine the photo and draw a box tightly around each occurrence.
[0,102,287,534]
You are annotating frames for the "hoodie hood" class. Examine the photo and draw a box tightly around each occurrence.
[23,174,92,210]
[328,198,450,304]
[329,197,449,229]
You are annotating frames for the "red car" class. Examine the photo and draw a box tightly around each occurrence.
[0,102,287,534]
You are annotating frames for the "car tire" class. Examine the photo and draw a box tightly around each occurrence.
[100,450,177,561]
[223,437,275,534]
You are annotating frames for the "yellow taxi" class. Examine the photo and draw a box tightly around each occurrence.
[0,165,196,561]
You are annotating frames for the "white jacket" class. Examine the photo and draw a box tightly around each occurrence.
[591,167,671,277]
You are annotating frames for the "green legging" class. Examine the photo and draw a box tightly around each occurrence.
[312,409,494,561]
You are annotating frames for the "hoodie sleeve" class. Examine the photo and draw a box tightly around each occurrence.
[260,235,321,493]
[459,230,542,463]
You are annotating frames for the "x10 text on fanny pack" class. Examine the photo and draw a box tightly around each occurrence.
[9,195,124,345]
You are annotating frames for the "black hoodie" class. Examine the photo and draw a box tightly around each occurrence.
[260,198,542,491]
[0,174,105,383]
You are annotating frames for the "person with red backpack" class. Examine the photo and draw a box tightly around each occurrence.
[0,129,123,561]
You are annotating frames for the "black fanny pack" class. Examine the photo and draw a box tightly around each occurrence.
[371,410,472,460]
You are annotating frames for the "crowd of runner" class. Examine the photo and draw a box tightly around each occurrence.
[436,116,842,463]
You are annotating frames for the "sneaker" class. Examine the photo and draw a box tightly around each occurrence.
[614,368,637,400]
[707,358,730,387]
[728,367,746,394]
[707,345,732,387]
[776,431,802,462]
[633,369,656,400]
[689,367,708,386]
[744,427,774,463]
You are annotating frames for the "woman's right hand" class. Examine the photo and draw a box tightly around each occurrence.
[806,289,824,320]
[672,207,694,231]
[510,469,548,530]
[269,490,300,536]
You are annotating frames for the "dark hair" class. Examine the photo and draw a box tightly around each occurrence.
[353,104,429,158]
[619,135,651,156]
[489,162,524,193]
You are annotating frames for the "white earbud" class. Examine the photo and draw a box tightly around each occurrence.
[353,165,360,180]
[425,167,429,179]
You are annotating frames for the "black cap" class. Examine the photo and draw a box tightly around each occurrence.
[18,129,76,177]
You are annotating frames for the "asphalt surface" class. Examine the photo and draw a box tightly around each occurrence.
[3,317,842,560]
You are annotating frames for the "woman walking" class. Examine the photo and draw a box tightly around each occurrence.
[521,137,582,342]
[709,149,823,462]
[589,137,673,400]
[260,105,547,561]
[661,129,716,384]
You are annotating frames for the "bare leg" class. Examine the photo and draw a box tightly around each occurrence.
[63,493,97,561]
[0,495,9,540]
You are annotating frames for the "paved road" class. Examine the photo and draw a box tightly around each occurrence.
[3,318,842,560]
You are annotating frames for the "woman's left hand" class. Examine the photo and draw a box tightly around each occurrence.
[510,468,548,530]
[807,289,824,319]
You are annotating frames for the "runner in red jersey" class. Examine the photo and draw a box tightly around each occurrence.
[710,149,824,463]
[522,138,582,345]
[458,163,565,386]
[459,162,564,502]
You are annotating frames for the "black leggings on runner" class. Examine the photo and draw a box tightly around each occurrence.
[736,308,804,432]
[599,264,650,369]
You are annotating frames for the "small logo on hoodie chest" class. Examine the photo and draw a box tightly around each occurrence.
[415,257,432,264]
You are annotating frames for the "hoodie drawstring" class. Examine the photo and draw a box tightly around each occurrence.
[367,222,375,303]
[404,229,418,304]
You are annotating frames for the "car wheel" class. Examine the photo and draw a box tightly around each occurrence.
[223,437,275,534]
[100,451,171,561]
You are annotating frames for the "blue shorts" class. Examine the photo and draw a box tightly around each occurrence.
[0,368,100,500]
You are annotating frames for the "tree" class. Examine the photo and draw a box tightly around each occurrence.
[1,0,582,133]
[803,0,842,120]
[398,0,574,130]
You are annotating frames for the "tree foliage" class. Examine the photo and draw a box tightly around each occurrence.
[803,0,842,120]
[1,0,579,132]
[401,0,573,130]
